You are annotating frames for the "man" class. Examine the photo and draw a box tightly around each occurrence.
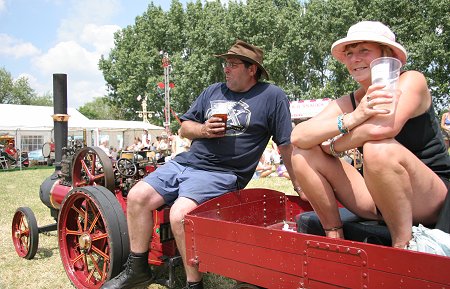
[99,139,112,157]
[142,129,152,149]
[102,40,301,289]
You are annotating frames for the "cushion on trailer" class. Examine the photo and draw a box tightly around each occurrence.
[297,208,392,246]
[297,184,450,246]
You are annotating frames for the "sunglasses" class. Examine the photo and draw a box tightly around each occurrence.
[222,62,245,69]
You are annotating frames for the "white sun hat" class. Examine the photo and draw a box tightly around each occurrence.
[331,21,407,65]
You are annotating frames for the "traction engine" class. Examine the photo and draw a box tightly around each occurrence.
[11,74,180,289]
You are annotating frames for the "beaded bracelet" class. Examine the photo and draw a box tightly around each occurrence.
[337,113,349,134]
[329,137,345,158]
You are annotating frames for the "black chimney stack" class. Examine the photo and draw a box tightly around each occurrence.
[52,74,68,171]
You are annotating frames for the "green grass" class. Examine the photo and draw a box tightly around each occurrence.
[0,167,293,289]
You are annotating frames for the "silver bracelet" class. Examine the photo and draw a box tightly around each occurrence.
[329,137,345,158]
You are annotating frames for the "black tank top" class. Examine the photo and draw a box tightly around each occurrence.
[349,92,450,179]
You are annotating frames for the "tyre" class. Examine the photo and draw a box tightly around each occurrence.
[58,186,129,288]
[11,207,39,259]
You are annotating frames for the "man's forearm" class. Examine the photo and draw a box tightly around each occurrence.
[180,120,205,140]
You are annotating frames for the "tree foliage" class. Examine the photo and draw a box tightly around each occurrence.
[0,67,52,106]
[78,96,122,120]
[99,0,449,126]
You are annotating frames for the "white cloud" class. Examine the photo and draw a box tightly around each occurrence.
[33,41,99,76]
[28,0,123,108]
[31,40,110,108]
[57,0,120,42]
[0,0,5,12]
[80,24,121,54]
[0,34,41,58]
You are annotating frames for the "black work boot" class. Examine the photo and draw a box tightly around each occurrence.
[101,251,153,289]
[182,280,204,289]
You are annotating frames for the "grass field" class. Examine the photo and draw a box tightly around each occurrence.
[0,167,293,289]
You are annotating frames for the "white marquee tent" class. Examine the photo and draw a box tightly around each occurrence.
[0,104,164,152]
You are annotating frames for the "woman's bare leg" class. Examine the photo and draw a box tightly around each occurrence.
[363,139,447,248]
[292,145,379,239]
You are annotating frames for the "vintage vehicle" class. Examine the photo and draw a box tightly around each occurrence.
[11,74,179,289]
[11,74,450,289]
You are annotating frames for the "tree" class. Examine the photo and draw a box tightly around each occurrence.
[28,92,53,106]
[0,67,52,106]
[0,67,35,104]
[78,97,123,120]
[99,0,449,122]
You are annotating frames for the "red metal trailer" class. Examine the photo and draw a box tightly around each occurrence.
[184,188,450,289]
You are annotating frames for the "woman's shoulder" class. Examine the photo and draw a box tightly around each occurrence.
[400,70,427,83]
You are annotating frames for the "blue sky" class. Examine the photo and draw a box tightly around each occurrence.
[0,0,201,108]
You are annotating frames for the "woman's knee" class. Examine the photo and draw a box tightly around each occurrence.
[363,139,398,170]
[293,145,324,167]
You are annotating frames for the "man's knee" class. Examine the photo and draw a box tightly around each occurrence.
[127,181,159,209]
[170,199,198,230]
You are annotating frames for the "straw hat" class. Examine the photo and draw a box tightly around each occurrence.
[215,40,269,80]
[331,21,407,65]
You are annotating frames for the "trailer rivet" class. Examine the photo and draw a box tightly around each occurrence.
[363,285,368,289]
[363,273,367,278]
[304,261,307,265]
[362,261,367,266]
[303,272,308,276]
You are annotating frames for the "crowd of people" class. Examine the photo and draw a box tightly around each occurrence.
[96,128,192,165]
[253,141,291,180]
[100,21,449,289]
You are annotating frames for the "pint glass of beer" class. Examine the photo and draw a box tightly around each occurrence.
[210,100,229,125]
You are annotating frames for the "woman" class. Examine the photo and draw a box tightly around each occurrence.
[291,21,450,249]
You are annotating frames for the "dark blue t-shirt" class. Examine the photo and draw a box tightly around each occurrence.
[174,82,292,188]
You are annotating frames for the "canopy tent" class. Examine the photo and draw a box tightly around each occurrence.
[89,120,163,132]
[88,119,165,148]
[0,104,164,151]
[0,104,91,131]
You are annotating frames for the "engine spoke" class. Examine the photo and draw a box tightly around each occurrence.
[88,211,101,233]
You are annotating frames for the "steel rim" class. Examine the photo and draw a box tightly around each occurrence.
[11,207,38,259]
[58,186,128,288]
[71,146,114,192]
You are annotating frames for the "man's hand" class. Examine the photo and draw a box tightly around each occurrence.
[201,117,226,138]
